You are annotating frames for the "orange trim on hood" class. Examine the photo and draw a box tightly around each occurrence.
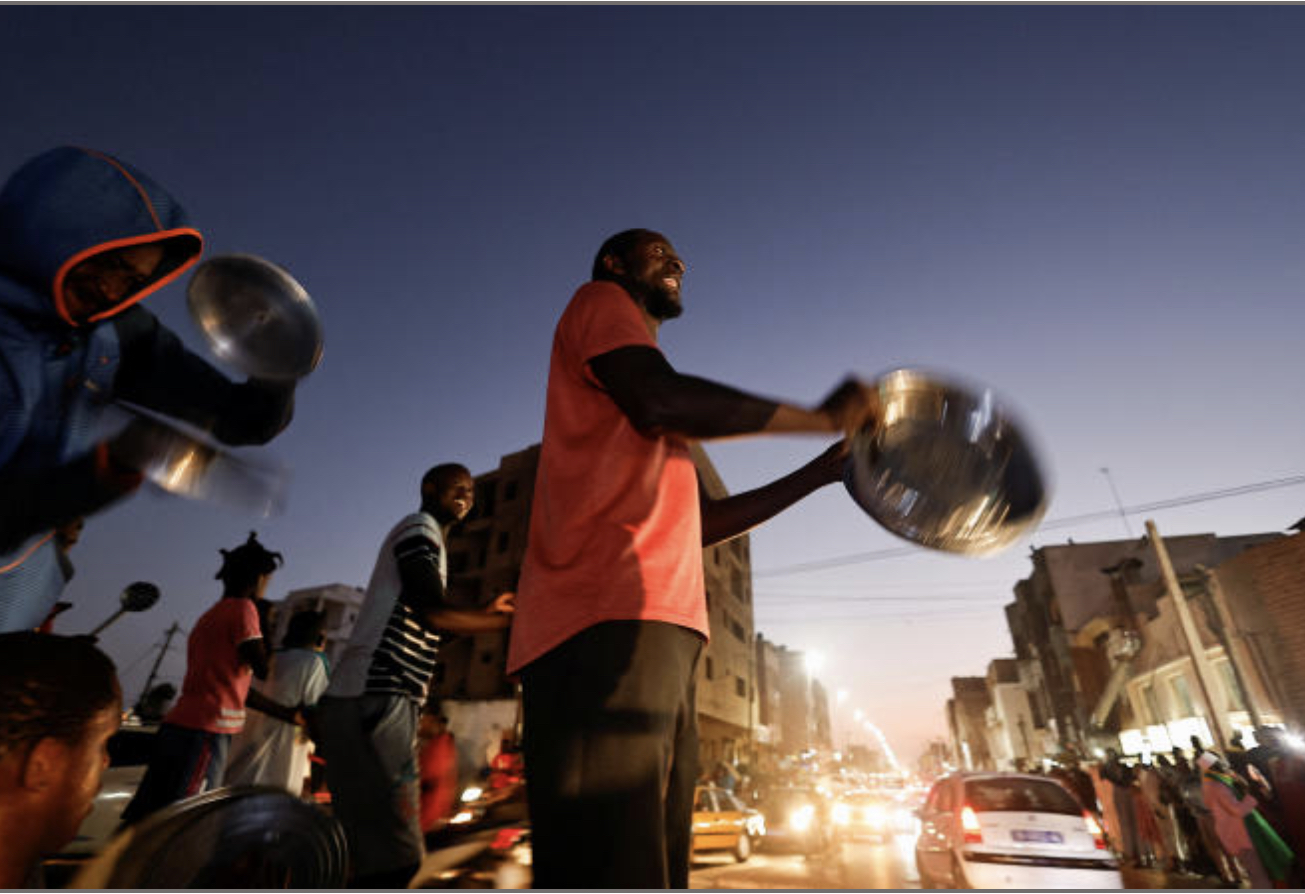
[51,229,204,327]
[0,531,55,575]
[78,147,165,232]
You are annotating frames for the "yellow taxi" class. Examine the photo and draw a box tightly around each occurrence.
[691,784,762,862]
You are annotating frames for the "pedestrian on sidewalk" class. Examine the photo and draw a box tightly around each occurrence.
[1135,761,1173,870]
[1199,751,1295,889]
[417,708,457,835]
[1102,749,1141,865]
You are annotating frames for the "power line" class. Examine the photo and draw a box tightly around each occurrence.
[755,472,1305,579]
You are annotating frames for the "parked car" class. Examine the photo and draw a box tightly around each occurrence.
[753,785,835,857]
[914,772,1121,889]
[691,784,758,862]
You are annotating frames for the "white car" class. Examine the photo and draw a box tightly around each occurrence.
[63,724,156,855]
[914,772,1121,889]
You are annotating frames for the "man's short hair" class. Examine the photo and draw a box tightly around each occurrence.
[0,632,120,760]
[420,463,470,501]
[591,229,659,281]
[282,609,325,649]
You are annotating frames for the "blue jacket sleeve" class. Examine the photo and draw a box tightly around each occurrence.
[113,307,295,445]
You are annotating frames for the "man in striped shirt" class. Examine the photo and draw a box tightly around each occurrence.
[314,463,514,888]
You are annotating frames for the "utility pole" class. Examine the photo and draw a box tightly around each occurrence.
[135,621,182,712]
[1195,565,1264,730]
[1146,520,1229,754]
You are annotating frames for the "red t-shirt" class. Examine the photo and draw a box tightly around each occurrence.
[507,281,708,675]
[164,597,262,734]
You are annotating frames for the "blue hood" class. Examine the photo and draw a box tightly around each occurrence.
[0,146,203,327]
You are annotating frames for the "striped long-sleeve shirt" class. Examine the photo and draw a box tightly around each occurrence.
[327,512,447,705]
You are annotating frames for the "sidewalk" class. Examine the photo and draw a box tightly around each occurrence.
[1121,864,1234,890]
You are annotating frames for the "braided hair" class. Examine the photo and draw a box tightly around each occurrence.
[216,531,283,595]
[0,632,120,760]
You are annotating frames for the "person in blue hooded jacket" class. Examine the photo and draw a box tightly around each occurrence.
[0,146,296,632]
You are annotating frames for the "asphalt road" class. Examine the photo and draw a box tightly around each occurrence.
[691,833,924,890]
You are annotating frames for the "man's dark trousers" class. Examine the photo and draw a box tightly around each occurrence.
[521,620,703,888]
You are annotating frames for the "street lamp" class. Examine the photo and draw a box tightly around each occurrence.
[804,650,825,677]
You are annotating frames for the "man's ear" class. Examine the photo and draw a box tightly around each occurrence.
[20,738,64,792]
[602,253,625,276]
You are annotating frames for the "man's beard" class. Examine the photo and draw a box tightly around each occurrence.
[628,277,683,321]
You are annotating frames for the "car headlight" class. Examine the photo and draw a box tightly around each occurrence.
[789,804,816,832]
[460,785,484,803]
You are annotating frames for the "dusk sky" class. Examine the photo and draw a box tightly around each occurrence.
[4,6,1303,763]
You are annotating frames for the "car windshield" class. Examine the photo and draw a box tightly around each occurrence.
[964,778,1081,816]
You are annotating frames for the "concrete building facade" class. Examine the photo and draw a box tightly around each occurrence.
[431,442,759,768]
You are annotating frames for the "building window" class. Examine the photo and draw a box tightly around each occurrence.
[1168,674,1196,716]
[1213,659,1246,712]
[728,617,746,642]
[735,677,746,698]
[496,531,510,554]
[476,481,497,518]
[1139,681,1163,724]
[504,479,518,501]
[705,657,714,680]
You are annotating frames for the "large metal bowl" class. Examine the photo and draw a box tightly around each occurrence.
[70,787,348,888]
[111,403,290,518]
[844,368,1049,556]
[187,254,323,381]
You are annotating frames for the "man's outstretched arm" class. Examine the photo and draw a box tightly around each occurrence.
[587,346,877,442]
[699,442,847,547]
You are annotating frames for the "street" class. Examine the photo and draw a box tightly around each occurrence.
[691,834,923,890]
[689,833,1221,890]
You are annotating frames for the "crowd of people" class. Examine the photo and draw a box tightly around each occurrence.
[1048,736,1304,888]
[1,141,876,889]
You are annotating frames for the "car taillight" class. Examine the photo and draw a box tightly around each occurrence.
[960,805,983,844]
[1083,811,1106,850]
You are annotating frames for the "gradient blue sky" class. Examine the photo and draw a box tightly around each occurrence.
[4,6,1303,761]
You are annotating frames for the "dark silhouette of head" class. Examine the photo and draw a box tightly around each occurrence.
[216,531,283,597]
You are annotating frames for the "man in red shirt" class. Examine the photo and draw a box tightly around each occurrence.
[508,229,879,888]
[121,532,298,825]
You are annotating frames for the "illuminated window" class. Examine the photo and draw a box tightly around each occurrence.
[1214,659,1246,712]
[1168,675,1196,716]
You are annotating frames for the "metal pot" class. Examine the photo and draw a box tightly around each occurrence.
[186,254,323,381]
[844,369,1049,556]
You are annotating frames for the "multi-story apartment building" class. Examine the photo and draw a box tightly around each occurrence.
[430,442,759,766]
[270,583,365,670]
[1004,530,1284,757]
